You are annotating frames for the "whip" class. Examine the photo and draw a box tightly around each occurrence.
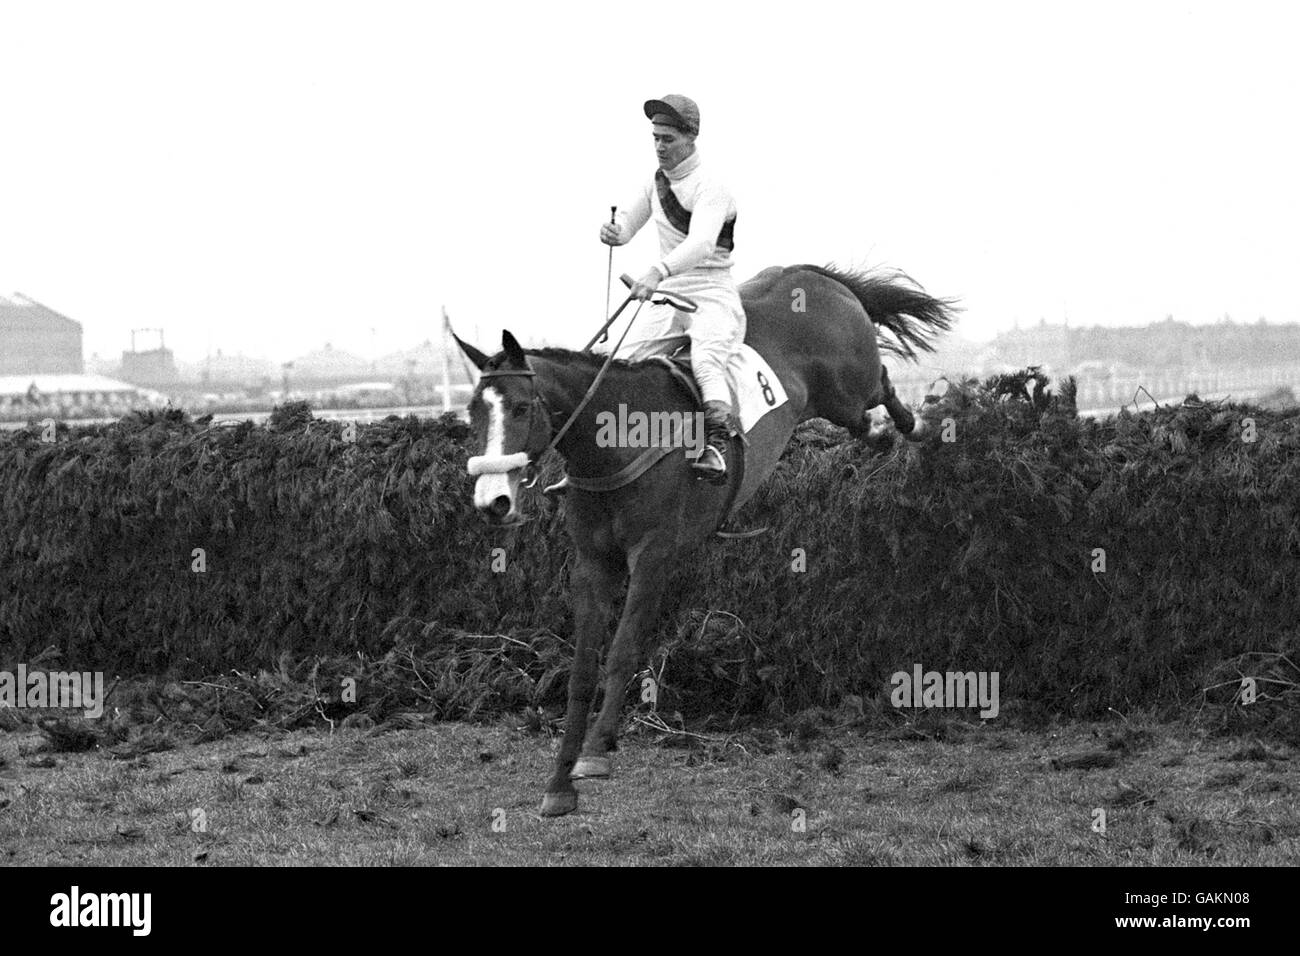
[599,205,616,344]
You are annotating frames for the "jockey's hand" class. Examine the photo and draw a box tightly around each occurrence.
[599,222,625,246]
[630,269,662,301]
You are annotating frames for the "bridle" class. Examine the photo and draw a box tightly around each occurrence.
[466,362,560,489]
[465,285,698,489]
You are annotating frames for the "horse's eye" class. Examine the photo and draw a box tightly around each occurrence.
[512,405,530,419]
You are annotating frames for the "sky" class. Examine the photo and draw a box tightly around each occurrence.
[2,0,1297,366]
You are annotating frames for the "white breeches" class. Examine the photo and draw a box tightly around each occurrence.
[598,270,745,408]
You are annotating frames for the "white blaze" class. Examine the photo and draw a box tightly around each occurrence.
[473,387,515,510]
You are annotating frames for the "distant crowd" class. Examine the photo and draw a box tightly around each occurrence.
[0,391,162,423]
[0,381,461,424]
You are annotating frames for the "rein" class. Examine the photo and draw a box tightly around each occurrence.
[466,283,698,486]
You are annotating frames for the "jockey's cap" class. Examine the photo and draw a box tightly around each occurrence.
[643,94,700,136]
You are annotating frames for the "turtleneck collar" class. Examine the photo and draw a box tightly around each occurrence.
[663,147,701,182]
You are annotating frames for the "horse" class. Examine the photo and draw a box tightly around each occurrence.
[455,263,957,817]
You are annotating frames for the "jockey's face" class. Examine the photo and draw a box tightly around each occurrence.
[653,124,695,171]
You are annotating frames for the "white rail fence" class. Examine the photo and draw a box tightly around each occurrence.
[890,364,1300,418]
[5,366,1297,432]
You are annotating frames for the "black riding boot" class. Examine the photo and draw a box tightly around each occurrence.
[692,399,732,484]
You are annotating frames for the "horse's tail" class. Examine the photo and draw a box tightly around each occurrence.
[799,264,960,361]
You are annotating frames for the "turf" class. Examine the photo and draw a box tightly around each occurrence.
[3,718,1296,866]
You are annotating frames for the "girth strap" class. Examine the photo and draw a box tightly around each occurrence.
[565,416,686,492]
[565,445,676,492]
[565,413,748,532]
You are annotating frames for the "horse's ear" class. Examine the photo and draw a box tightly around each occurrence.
[452,331,490,371]
[501,330,528,368]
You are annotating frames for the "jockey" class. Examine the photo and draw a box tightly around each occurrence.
[598,93,744,484]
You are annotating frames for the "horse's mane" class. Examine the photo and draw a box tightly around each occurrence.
[515,347,657,373]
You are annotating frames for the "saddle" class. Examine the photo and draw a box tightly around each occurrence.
[647,347,747,531]
[561,348,742,521]
[650,347,705,405]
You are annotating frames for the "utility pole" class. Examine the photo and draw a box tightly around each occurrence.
[404,358,417,406]
[441,306,453,414]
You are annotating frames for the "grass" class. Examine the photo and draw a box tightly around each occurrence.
[2,718,1296,866]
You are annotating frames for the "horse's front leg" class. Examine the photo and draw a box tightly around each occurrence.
[540,550,623,817]
[572,542,675,780]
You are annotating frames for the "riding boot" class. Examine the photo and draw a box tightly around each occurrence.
[692,399,732,485]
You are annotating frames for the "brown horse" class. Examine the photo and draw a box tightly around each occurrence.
[456,263,956,816]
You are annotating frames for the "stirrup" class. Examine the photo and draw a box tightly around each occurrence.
[691,446,727,484]
[543,475,570,497]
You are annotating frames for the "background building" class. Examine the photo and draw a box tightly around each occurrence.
[118,328,179,387]
[0,293,84,375]
[987,318,1071,373]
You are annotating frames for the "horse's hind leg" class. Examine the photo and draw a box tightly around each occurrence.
[574,542,674,780]
[540,550,622,817]
[876,365,926,440]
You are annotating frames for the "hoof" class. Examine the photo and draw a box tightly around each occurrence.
[864,405,891,441]
[907,416,927,440]
[571,756,611,779]
[539,791,578,817]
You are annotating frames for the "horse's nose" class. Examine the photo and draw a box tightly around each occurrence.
[488,495,512,519]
